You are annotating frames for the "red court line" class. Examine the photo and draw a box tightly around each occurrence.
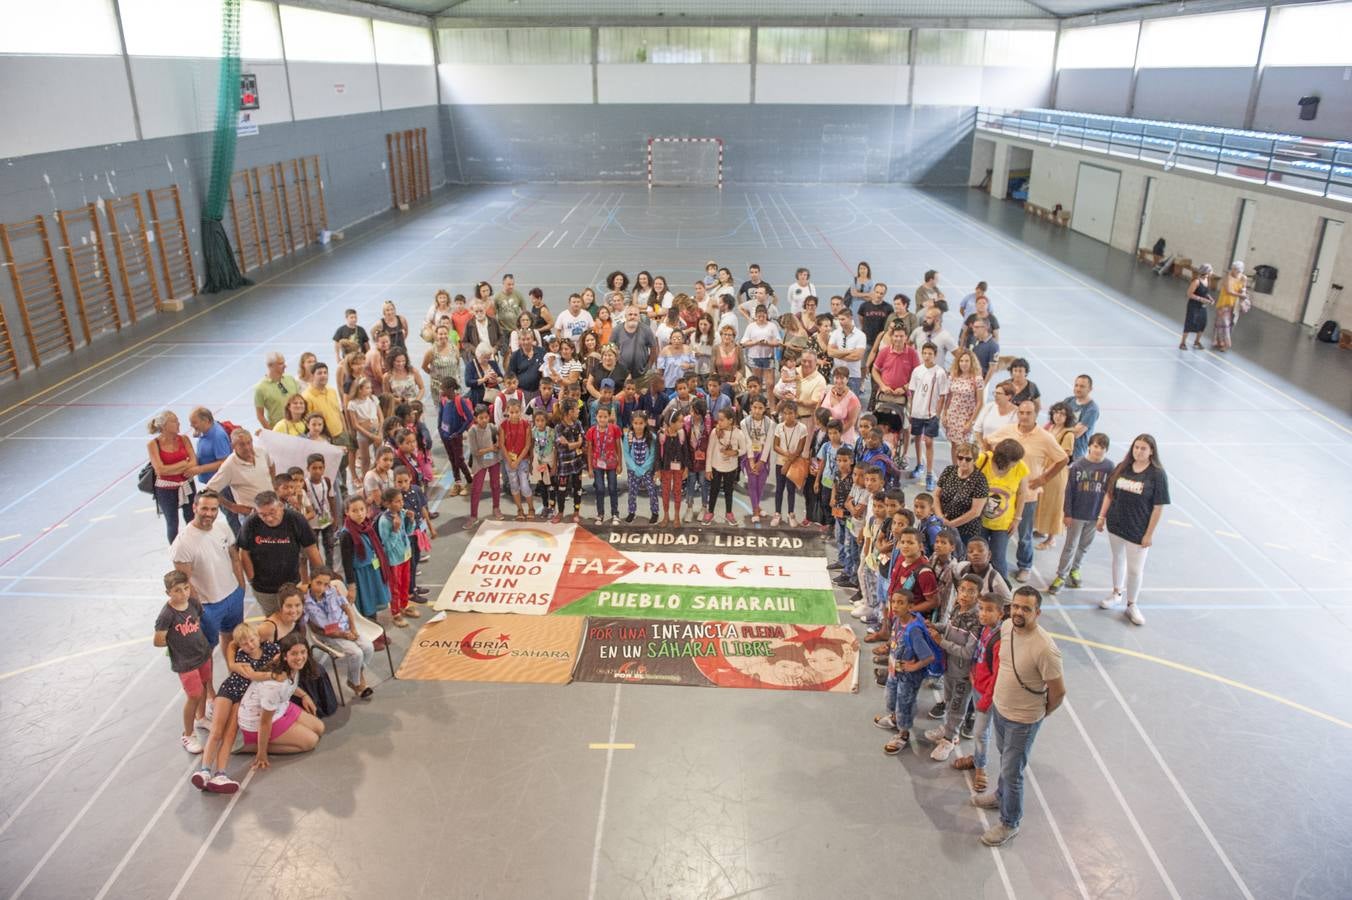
[493,230,540,279]
[815,228,853,276]
[0,463,142,570]
[16,402,238,409]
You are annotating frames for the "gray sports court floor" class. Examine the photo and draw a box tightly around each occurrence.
[0,184,1349,899]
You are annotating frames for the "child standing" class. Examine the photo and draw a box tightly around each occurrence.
[684,398,712,519]
[155,570,213,754]
[829,448,856,579]
[704,407,748,525]
[657,415,691,526]
[377,487,417,627]
[924,574,984,761]
[811,414,841,531]
[500,399,535,520]
[304,453,338,568]
[622,410,660,524]
[950,594,1005,793]
[437,383,474,497]
[907,342,950,491]
[586,406,622,525]
[338,496,391,619]
[771,402,808,527]
[464,404,503,524]
[395,467,432,600]
[491,372,526,425]
[874,590,937,753]
[1050,433,1113,593]
[530,408,558,520]
[740,398,773,523]
[913,492,944,557]
[553,403,585,523]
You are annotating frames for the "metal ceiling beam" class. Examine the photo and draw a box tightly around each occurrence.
[432,14,1058,29]
[282,0,433,27]
[1059,0,1301,28]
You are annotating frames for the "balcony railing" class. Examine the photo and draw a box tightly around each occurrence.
[976,107,1352,203]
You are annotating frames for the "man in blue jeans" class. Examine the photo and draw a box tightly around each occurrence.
[973,586,1065,846]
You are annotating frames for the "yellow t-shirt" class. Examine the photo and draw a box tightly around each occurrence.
[302,386,346,438]
[977,451,1029,532]
[1217,273,1246,310]
[272,420,307,437]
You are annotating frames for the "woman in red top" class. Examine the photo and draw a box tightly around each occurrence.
[147,410,198,544]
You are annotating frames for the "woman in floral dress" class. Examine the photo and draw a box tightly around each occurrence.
[942,347,984,458]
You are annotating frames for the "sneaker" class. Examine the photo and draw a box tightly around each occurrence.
[910,462,924,478]
[833,574,856,587]
[1099,592,1121,610]
[827,561,844,571]
[1126,604,1145,626]
[770,514,781,527]
[624,513,636,524]
[649,513,659,525]
[1048,576,1065,594]
[611,516,621,526]
[206,772,240,795]
[930,738,957,762]
[960,713,976,741]
[595,516,606,525]
[1013,569,1030,583]
[971,793,999,810]
[191,767,212,791]
[725,512,737,525]
[874,668,887,686]
[751,514,761,525]
[873,713,897,731]
[701,511,714,524]
[849,602,868,619]
[925,474,936,492]
[980,823,1020,847]
[922,727,945,743]
[1067,569,1082,588]
[928,701,946,720]
[787,514,798,527]
[181,734,203,754]
[193,717,211,732]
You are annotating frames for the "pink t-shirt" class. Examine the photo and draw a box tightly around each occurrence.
[819,388,862,443]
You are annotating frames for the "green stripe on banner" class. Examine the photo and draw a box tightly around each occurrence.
[554,584,840,625]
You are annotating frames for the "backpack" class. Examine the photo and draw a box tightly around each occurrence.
[903,612,946,679]
[1317,320,1341,344]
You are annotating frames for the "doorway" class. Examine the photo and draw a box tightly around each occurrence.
[1136,176,1157,252]
[1231,199,1256,268]
[1303,218,1344,328]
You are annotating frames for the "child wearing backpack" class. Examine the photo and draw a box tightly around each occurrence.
[923,573,984,762]
[873,589,941,753]
[437,383,474,497]
[950,594,1006,793]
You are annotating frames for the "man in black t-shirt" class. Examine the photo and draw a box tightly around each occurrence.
[332,308,370,362]
[737,263,775,305]
[236,491,320,615]
[857,282,894,351]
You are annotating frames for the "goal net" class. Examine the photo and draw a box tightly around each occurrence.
[647,138,723,188]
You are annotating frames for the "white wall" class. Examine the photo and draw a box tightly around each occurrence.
[996,132,1352,324]
[378,63,437,111]
[437,63,592,105]
[980,65,1052,109]
[288,61,381,120]
[598,65,751,104]
[912,65,983,106]
[756,65,909,105]
[0,55,137,157]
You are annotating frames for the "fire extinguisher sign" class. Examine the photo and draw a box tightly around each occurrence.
[240,74,259,111]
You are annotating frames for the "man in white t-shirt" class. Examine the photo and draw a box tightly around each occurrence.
[785,267,816,316]
[740,305,782,382]
[552,292,594,351]
[910,307,958,368]
[907,342,950,491]
[171,490,246,663]
[827,310,868,395]
[205,429,275,517]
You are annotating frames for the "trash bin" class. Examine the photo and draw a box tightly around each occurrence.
[1253,264,1277,294]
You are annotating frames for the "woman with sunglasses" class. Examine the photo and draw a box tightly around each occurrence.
[933,440,989,558]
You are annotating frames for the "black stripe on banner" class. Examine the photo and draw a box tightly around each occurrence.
[578,524,829,558]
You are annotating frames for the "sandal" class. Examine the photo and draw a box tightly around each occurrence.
[403,606,421,618]
[973,769,988,792]
[1035,540,1054,551]
[392,615,408,628]
[514,512,525,521]
[883,732,909,755]
[951,755,975,771]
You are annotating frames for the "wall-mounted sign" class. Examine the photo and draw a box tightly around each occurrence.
[240,73,259,110]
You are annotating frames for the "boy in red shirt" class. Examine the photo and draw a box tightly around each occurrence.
[950,594,1005,794]
[869,528,938,652]
[586,406,622,525]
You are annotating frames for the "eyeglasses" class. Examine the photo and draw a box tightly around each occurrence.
[956,455,973,462]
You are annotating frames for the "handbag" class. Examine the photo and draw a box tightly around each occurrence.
[420,322,437,343]
[786,456,810,490]
[296,668,339,719]
[137,462,156,494]
[415,527,432,554]
[476,358,501,404]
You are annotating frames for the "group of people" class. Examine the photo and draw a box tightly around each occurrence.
[143,259,1171,837]
[1180,259,1251,352]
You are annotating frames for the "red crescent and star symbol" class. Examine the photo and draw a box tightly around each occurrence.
[458,627,510,661]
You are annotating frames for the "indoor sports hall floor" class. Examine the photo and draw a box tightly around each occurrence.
[0,183,1349,900]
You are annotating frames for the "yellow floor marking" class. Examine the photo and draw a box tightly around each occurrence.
[1167,519,1192,528]
[1048,631,1352,731]
[588,743,635,750]
[1215,530,1240,539]
[1263,542,1291,551]
[0,637,145,682]
[89,514,116,523]
[0,534,19,542]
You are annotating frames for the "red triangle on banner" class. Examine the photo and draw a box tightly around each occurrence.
[549,528,639,612]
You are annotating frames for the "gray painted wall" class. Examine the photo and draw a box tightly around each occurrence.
[439,104,975,185]
[0,104,443,373]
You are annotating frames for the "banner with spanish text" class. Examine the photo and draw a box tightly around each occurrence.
[395,612,584,684]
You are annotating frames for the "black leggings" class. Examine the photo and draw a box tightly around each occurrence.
[774,465,798,514]
[554,472,583,512]
[710,469,737,514]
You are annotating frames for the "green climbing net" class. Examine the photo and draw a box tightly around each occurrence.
[201,0,250,293]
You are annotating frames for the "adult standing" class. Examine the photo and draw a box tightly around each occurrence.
[493,274,527,336]
[915,269,947,312]
[206,430,276,518]
[254,353,300,429]
[382,347,424,409]
[615,305,658,387]
[1213,261,1247,352]
[973,382,1018,451]
[806,314,835,381]
[974,586,1065,847]
[1034,402,1077,549]
[236,491,320,616]
[422,324,462,403]
[846,261,873,308]
[371,300,409,351]
[1063,374,1100,460]
[740,304,782,384]
[189,408,240,533]
[959,281,992,319]
[1097,434,1169,626]
[302,362,347,447]
[737,264,774,307]
[147,410,197,545]
[462,300,502,360]
[827,309,867,396]
[553,292,594,350]
[967,318,1001,380]
[990,401,1069,583]
[975,438,1028,582]
[867,293,919,372]
[795,351,827,421]
[1000,359,1040,406]
[856,283,893,354]
[941,348,984,450]
[507,329,546,398]
[933,441,989,556]
[819,367,862,443]
[528,287,553,330]
[1180,264,1212,349]
[171,490,246,663]
[910,307,958,369]
[465,346,504,406]
[870,324,918,459]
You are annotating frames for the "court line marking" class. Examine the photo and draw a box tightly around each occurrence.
[1047,629,1352,731]
[9,690,181,899]
[166,769,259,900]
[965,771,1017,900]
[588,742,635,750]
[0,656,156,837]
[1028,768,1091,900]
[92,760,200,900]
[587,683,623,900]
[0,636,145,682]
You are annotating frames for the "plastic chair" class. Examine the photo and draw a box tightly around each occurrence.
[306,622,349,707]
[354,611,396,679]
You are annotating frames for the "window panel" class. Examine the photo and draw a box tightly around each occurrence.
[1137,9,1264,69]
[0,0,122,55]
[437,27,590,64]
[374,20,433,66]
[1265,2,1352,67]
[279,5,373,64]
[597,27,750,64]
[914,29,985,66]
[120,0,220,57]
[982,29,1055,68]
[1057,22,1139,70]
[757,27,908,65]
[242,1,282,61]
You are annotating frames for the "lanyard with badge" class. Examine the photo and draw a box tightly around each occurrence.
[308,479,332,530]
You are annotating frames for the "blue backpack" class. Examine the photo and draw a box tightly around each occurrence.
[904,612,946,679]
